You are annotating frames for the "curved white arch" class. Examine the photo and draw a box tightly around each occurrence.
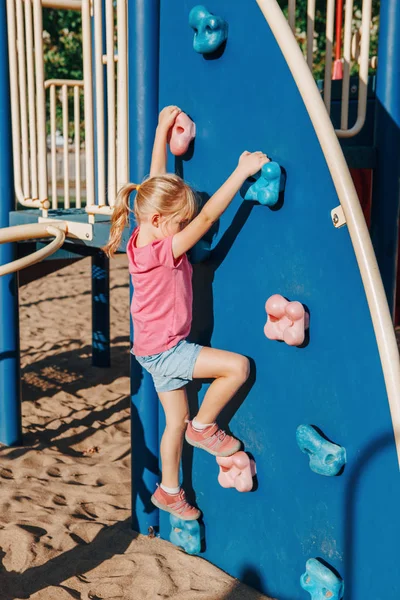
[0,223,66,276]
[256,0,400,465]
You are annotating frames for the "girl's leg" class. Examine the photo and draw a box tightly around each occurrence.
[154,388,201,520]
[192,347,250,424]
[158,388,189,488]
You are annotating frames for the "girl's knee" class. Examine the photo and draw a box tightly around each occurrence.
[239,356,250,382]
[231,355,250,384]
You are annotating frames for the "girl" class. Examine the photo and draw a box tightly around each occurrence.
[104,106,269,520]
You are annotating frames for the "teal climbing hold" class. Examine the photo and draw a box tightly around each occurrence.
[169,515,203,555]
[189,5,228,54]
[296,424,346,476]
[301,558,344,600]
[243,161,284,207]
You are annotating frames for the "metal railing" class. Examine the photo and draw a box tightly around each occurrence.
[81,0,128,220]
[6,0,128,219]
[45,79,84,209]
[285,0,376,138]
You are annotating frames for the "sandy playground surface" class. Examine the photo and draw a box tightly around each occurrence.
[0,255,272,600]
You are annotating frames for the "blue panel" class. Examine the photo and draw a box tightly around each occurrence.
[155,2,400,599]
[0,1,21,446]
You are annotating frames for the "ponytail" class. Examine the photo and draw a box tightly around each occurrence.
[103,183,138,257]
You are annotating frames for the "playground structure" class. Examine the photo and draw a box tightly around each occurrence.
[0,1,400,599]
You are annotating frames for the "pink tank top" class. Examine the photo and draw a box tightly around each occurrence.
[127,228,193,356]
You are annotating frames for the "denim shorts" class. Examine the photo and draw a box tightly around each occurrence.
[134,340,203,393]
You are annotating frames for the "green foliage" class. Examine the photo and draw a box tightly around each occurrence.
[43,9,83,81]
[43,9,83,142]
[277,0,380,79]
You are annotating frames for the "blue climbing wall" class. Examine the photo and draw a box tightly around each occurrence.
[154,2,400,598]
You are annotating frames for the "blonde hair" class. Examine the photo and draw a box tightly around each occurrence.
[103,174,197,258]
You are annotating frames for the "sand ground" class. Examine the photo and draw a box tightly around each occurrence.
[0,256,271,600]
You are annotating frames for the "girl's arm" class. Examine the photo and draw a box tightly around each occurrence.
[150,106,181,177]
[172,151,269,259]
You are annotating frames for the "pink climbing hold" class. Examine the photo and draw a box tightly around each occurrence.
[264,294,309,347]
[216,451,256,492]
[168,112,196,156]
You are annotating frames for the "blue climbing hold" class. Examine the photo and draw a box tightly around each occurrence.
[244,161,284,207]
[169,515,203,555]
[189,5,228,54]
[296,425,346,477]
[301,558,344,600]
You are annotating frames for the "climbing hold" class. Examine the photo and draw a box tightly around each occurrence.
[168,112,196,156]
[264,294,309,346]
[301,558,344,600]
[244,161,284,207]
[189,5,228,54]
[296,425,346,477]
[169,514,203,555]
[216,451,256,492]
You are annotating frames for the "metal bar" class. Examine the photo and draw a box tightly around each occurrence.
[92,251,110,367]
[86,204,113,215]
[306,0,315,69]
[117,0,128,188]
[6,0,25,206]
[336,0,372,138]
[16,0,30,199]
[62,84,70,208]
[0,0,22,446]
[24,0,38,200]
[50,84,57,208]
[74,85,81,208]
[128,0,160,534]
[106,0,116,206]
[323,0,335,112]
[102,53,118,64]
[33,0,48,207]
[340,0,354,130]
[288,0,296,32]
[45,78,84,88]
[42,0,82,9]
[6,0,43,208]
[0,224,66,276]
[94,0,106,206]
[335,0,344,61]
[81,0,95,210]
[370,0,400,317]
[256,0,400,466]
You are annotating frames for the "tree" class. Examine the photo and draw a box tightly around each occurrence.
[278,0,380,79]
[43,9,83,142]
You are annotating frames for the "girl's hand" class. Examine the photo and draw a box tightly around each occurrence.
[158,106,181,132]
[237,151,270,178]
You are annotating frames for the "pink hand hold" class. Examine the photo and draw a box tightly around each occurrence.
[168,112,196,156]
[264,294,309,347]
[216,451,256,492]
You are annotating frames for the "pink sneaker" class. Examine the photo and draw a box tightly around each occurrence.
[151,486,201,521]
[185,422,241,457]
